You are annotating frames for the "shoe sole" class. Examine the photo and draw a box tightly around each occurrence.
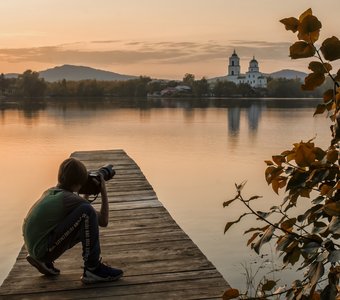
[81,272,123,284]
[26,256,60,276]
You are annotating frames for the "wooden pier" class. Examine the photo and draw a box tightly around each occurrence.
[0,150,229,299]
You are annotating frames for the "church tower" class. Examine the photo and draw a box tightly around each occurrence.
[248,56,259,72]
[228,50,240,76]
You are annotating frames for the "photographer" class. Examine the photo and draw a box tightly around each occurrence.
[22,157,123,283]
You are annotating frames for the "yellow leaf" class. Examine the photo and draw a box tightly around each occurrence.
[272,179,280,194]
[295,142,315,167]
[321,36,340,61]
[281,218,296,232]
[320,184,332,196]
[265,166,276,184]
[279,178,287,189]
[323,202,340,216]
[300,188,311,198]
[323,89,334,102]
[223,288,240,300]
[297,15,321,43]
[335,69,340,82]
[280,17,299,33]
[264,160,274,166]
[299,8,313,22]
[302,72,325,90]
[272,155,286,166]
[290,41,315,59]
[287,152,296,162]
[311,292,321,300]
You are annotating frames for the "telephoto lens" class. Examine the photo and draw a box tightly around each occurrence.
[98,164,115,181]
[79,164,115,195]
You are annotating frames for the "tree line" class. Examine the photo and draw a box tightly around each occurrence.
[0,69,328,98]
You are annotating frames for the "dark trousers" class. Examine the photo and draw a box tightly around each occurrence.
[42,203,101,268]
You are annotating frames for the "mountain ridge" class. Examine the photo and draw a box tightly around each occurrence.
[4,65,307,82]
[39,64,137,82]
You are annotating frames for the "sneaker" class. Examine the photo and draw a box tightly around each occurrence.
[81,261,123,284]
[26,255,60,276]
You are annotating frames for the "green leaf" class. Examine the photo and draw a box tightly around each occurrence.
[289,41,316,59]
[321,36,340,61]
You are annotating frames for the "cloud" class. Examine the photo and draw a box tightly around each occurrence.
[0,39,292,67]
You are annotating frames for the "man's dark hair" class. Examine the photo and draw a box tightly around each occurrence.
[58,158,88,190]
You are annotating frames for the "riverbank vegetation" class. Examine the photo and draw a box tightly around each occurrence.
[0,70,330,99]
[223,8,339,300]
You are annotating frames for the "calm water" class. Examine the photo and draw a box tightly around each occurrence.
[0,97,330,289]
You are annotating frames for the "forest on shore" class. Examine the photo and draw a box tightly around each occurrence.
[0,70,329,99]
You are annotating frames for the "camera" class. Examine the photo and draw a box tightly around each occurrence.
[79,164,115,195]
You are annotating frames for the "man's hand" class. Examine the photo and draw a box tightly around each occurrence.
[96,175,109,227]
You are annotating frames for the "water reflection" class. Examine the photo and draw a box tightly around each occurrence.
[248,104,262,131]
[0,96,329,287]
[0,97,321,133]
[228,107,240,134]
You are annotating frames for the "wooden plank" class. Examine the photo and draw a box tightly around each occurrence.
[0,150,229,299]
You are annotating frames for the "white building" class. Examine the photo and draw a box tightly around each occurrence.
[226,50,267,88]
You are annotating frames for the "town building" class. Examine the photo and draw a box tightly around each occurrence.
[226,50,267,88]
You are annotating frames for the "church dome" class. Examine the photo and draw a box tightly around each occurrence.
[231,50,238,57]
[250,56,258,64]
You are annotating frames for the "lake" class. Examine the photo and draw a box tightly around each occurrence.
[0,97,331,289]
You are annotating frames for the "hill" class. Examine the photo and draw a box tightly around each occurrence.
[38,65,137,82]
[267,69,307,80]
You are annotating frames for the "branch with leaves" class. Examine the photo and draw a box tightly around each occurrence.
[223,8,339,300]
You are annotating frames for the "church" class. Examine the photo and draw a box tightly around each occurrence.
[226,50,267,88]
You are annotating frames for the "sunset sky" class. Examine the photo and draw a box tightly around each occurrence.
[0,0,339,79]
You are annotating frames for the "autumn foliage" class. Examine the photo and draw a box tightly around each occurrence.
[223,9,339,300]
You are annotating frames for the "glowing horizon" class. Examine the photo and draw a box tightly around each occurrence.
[0,0,338,80]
